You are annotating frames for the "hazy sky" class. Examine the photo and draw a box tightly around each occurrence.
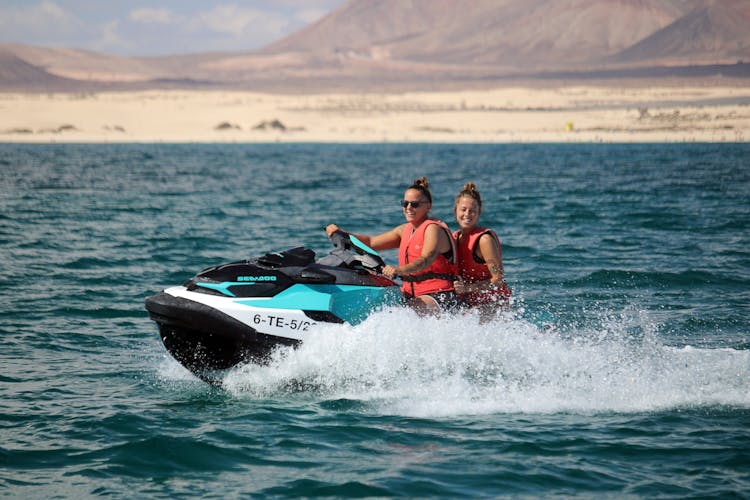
[0,0,346,56]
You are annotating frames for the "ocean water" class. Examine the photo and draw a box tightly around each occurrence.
[1,142,748,498]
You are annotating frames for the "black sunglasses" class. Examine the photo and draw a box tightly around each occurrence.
[401,200,423,208]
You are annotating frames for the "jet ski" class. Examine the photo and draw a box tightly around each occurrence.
[145,231,402,382]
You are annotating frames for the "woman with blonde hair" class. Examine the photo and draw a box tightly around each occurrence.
[453,182,511,319]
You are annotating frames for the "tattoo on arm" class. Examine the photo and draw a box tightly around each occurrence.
[488,263,502,275]
[486,261,504,287]
[404,249,437,274]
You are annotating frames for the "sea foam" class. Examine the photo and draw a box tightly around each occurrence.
[217,306,750,416]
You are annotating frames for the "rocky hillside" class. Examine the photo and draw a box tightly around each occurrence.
[1,0,748,91]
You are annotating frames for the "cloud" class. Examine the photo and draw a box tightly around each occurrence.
[93,20,134,53]
[265,0,344,7]
[177,3,294,51]
[0,0,343,55]
[294,8,330,24]
[0,1,84,42]
[260,0,344,22]
[189,4,288,38]
[129,8,176,25]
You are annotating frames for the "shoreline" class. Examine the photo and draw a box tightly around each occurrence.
[1,85,748,144]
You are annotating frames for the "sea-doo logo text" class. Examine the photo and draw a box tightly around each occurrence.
[237,276,277,282]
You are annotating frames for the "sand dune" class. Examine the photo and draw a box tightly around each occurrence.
[1,85,748,143]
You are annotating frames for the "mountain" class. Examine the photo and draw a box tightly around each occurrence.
[1,0,749,91]
[0,49,75,90]
[264,0,750,69]
[613,0,750,65]
[265,0,693,68]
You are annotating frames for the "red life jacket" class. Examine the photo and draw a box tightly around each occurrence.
[453,227,511,306]
[398,219,456,297]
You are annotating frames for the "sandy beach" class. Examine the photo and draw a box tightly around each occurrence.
[1,85,749,143]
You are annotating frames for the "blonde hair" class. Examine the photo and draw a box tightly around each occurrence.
[455,181,481,209]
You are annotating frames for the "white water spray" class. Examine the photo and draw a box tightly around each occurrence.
[214,307,750,416]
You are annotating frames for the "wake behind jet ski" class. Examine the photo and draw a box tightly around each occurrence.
[145,231,402,383]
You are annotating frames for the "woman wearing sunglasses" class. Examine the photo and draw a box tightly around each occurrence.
[452,182,511,320]
[326,176,458,315]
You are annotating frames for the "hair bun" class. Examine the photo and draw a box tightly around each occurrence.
[414,176,429,189]
[408,176,432,203]
[455,181,482,208]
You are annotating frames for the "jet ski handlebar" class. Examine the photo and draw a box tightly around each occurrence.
[326,230,457,283]
[328,229,353,251]
[328,230,386,274]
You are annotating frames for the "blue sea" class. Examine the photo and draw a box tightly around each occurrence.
[1,143,749,498]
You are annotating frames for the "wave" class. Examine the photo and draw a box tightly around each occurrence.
[565,269,748,289]
[197,307,750,417]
